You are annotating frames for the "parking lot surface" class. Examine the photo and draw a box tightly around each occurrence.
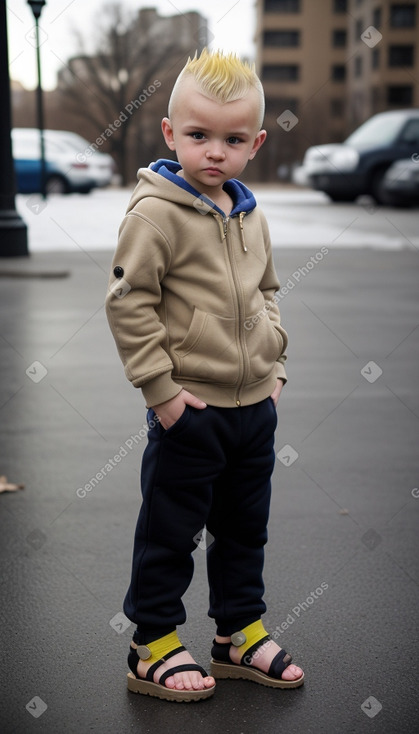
[1,189,418,733]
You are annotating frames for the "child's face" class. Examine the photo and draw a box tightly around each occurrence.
[161,77,266,198]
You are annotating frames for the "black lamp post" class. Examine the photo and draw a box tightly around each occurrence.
[0,0,28,257]
[27,0,47,200]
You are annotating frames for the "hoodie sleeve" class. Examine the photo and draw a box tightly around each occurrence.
[258,212,288,384]
[105,210,182,407]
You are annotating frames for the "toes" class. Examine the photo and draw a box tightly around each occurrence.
[173,672,189,690]
[171,672,214,691]
[282,664,303,681]
[172,672,205,690]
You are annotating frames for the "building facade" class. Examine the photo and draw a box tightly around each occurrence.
[347,0,419,127]
[255,0,418,176]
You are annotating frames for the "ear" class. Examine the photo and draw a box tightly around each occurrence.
[161,117,176,151]
[248,129,267,160]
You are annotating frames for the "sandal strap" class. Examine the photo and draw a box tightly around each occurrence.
[268,648,293,679]
[211,634,271,667]
[240,635,271,666]
[210,636,294,681]
[144,647,187,682]
[159,663,208,687]
[230,620,272,664]
[128,643,186,680]
[210,639,231,663]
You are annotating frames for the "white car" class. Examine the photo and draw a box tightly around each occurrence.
[12,128,115,194]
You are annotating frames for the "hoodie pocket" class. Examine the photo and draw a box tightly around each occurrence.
[175,308,240,385]
[245,313,283,380]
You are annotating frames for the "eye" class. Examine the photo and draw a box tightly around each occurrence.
[227,136,242,145]
[190,132,205,140]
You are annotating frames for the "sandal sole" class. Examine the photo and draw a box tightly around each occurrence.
[127,672,216,702]
[210,660,304,689]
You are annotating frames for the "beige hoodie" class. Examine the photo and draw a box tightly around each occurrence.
[106,161,288,408]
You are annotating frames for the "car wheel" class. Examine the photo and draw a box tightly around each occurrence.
[379,193,413,208]
[46,175,69,195]
[370,168,388,205]
[327,192,357,202]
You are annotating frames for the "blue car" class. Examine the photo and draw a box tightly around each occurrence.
[12,128,114,195]
[13,157,77,195]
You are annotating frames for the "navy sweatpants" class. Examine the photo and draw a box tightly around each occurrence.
[123,397,277,642]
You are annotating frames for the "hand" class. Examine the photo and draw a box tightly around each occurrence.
[270,379,284,407]
[151,389,207,430]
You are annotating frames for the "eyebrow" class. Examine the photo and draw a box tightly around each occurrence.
[183,124,250,136]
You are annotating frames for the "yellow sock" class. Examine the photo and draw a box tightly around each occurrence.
[133,630,182,664]
[231,620,269,657]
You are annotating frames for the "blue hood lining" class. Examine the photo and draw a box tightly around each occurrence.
[150,159,257,217]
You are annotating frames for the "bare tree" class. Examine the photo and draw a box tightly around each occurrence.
[57,3,205,184]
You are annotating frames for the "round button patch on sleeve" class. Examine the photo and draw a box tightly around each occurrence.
[113,266,124,278]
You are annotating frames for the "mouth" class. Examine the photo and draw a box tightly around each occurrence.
[204,167,223,175]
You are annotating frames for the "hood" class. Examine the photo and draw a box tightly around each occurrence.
[127,158,257,218]
[303,144,359,174]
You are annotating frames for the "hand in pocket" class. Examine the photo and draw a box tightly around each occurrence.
[151,389,207,430]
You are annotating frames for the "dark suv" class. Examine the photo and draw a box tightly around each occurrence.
[302,109,419,203]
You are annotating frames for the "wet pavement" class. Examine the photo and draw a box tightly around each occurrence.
[0,242,418,733]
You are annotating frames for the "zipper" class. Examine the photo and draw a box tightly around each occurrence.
[217,213,247,252]
[223,216,229,238]
[223,216,248,406]
[239,212,247,252]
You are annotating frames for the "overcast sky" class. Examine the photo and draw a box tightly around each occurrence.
[7,0,256,90]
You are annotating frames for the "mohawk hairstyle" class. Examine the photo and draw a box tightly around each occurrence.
[168,48,265,128]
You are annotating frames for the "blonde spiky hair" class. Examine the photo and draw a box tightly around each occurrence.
[168,48,265,128]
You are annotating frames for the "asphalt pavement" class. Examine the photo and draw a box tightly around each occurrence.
[0,222,418,733]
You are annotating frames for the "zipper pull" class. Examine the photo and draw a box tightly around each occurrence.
[215,214,227,241]
[223,216,229,237]
[239,212,247,252]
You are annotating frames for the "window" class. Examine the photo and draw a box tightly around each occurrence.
[371,86,383,113]
[388,45,415,67]
[265,98,299,116]
[262,64,299,81]
[330,98,345,117]
[332,64,346,81]
[372,48,380,69]
[390,4,416,27]
[346,111,408,146]
[373,7,382,28]
[399,119,419,145]
[332,29,347,46]
[264,0,300,11]
[355,18,363,38]
[334,0,347,12]
[387,85,413,105]
[263,30,300,46]
[354,56,363,77]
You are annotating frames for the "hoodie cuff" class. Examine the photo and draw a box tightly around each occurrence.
[275,362,287,384]
[141,372,183,409]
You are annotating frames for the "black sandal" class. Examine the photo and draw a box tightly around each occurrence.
[210,620,304,689]
[127,636,215,702]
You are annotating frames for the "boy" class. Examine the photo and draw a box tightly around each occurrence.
[106,49,304,702]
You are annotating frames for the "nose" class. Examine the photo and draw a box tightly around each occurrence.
[206,142,225,161]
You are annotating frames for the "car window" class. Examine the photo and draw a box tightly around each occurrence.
[12,138,39,158]
[345,113,407,149]
[398,119,419,146]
